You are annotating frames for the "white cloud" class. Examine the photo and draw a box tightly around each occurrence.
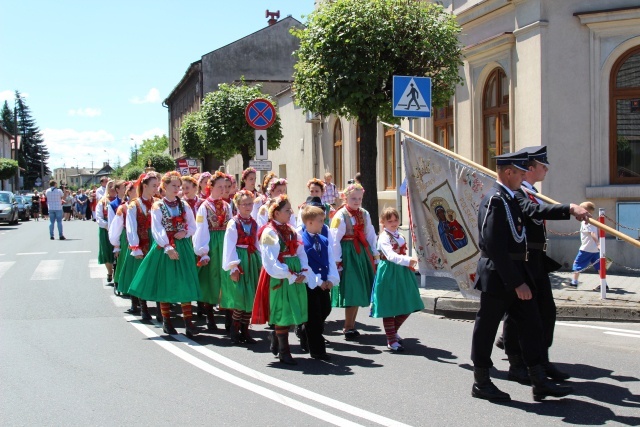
[0,90,29,104]
[130,88,161,104]
[68,107,102,117]
[129,127,166,144]
[42,128,122,170]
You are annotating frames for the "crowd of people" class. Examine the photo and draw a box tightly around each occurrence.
[90,167,423,366]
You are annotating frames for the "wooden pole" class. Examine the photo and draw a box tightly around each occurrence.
[381,121,640,250]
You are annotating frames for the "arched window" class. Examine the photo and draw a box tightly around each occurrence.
[383,128,396,190]
[333,120,344,189]
[483,68,509,169]
[610,46,640,184]
[434,97,454,151]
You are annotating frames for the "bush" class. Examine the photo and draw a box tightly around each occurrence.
[0,158,19,181]
[122,166,144,181]
[138,152,176,173]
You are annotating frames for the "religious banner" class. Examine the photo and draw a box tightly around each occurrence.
[403,136,496,299]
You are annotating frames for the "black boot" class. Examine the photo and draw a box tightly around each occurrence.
[507,354,530,385]
[472,367,511,401]
[241,323,257,344]
[528,364,573,401]
[153,302,163,323]
[299,325,309,353]
[162,318,177,335]
[140,305,152,321]
[225,310,233,334]
[126,297,140,314]
[196,302,204,318]
[278,333,297,365]
[543,361,570,381]
[230,321,243,345]
[269,330,278,356]
[184,320,200,338]
[206,305,217,331]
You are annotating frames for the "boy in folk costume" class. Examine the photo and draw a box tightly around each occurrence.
[300,203,339,360]
[193,171,233,331]
[96,180,117,283]
[251,172,276,221]
[118,172,161,319]
[370,208,424,352]
[221,190,262,344]
[109,182,135,295]
[252,195,311,365]
[297,179,335,229]
[240,167,258,198]
[330,183,379,340]
[128,171,202,337]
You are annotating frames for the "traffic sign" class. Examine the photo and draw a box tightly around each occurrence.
[255,130,268,160]
[34,179,42,187]
[249,160,272,171]
[392,76,432,118]
[176,158,200,176]
[245,98,276,130]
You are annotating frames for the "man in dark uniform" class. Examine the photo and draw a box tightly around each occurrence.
[499,147,591,384]
[471,152,573,402]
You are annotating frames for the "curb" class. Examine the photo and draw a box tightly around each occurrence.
[421,295,640,322]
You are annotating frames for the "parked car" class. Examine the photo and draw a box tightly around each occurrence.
[15,195,30,221]
[0,191,19,225]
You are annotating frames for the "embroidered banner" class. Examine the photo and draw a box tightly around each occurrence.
[403,137,495,299]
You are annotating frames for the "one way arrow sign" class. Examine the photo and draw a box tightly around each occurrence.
[254,130,268,160]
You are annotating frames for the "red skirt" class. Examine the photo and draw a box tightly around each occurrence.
[250,268,271,324]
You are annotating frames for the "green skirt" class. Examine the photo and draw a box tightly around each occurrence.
[128,238,202,303]
[220,247,262,312]
[370,260,425,318]
[197,230,224,304]
[98,227,114,265]
[270,257,308,326]
[113,231,128,284]
[331,241,375,308]
[117,229,153,295]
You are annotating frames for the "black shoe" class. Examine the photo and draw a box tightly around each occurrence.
[310,353,332,361]
[126,306,141,315]
[344,329,358,341]
[140,309,152,321]
[495,335,505,350]
[50,236,54,240]
[278,334,297,365]
[299,327,309,353]
[269,330,278,356]
[230,322,243,345]
[162,320,177,335]
[206,318,218,331]
[224,310,232,334]
[59,236,66,240]
[185,322,200,338]
[472,367,511,401]
[106,274,112,283]
[507,354,531,385]
[155,310,163,323]
[543,361,570,381]
[528,365,573,401]
[241,324,257,344]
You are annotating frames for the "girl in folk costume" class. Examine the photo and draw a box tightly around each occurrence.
[197,172,212,200]
[240,167,258,198]
[223,174,238,217]
[221,190,262,344]
[256,178,296,228]
[193,171,233,331]
[251,171,276,221]
[297,178,335,228]
[180,175,201,216]
[119,173,161,319]
[96,180,117,283]
[128,171,202,337]
[109,181,135,295]
[370,208,424,352]
[107,180,127,289]
[252,195,311,365]
[330,183,379,341]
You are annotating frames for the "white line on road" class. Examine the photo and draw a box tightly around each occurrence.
[604,332,640,339]
[89,259,104,279]
[30,260,64,281]
[59,251,91,254]
[126,316,365,427]
[556,322,640,335]
[110,295,130,307]
[17,252,48,256]
[170,330,412,427]
[0,261,16,281]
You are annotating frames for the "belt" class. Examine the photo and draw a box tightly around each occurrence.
[481,251,528,261]
[528,242,548,251]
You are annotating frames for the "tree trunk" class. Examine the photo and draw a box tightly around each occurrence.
[358,116,379,233]
[240,145,251,170]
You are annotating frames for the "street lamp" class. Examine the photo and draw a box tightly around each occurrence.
[103,149,110,166]
[87,152,94,173]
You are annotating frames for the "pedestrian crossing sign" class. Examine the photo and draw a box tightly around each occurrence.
[392,75,432,118]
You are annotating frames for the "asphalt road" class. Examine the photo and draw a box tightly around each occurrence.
[1,219,639,426]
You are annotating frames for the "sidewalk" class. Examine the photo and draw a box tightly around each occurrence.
[419,271,640,322]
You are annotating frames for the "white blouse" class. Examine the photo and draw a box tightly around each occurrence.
[150,199,196,253]
[221,217,260,274]
[377,229,412,267]
[192,199,233,260]
[96,199,109,229]
[108,207,125,250]
[259,223,311,285]
[329,207,379,263]
[256,203,297,229]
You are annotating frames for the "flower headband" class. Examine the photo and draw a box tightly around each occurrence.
[241,167,257,183]
[224,173,236,184]
[342,183,364,197]
[267,178,287,197]
[198,172,212,186]
[209,171,227,184]
[233,189,255,205]
[268,194,289,220]
[306,178,326,191]
[162,171,182,181]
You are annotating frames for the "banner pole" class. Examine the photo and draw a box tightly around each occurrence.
[599,209,608,299]
[381,121,640,249]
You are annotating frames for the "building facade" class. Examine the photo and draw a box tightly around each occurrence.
[0,125,14,192]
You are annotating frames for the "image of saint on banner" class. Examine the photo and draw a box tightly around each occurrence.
[392,76,431,118]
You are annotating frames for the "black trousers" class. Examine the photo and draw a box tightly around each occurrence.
[471,291,544,369]
[503,250,556,358]
[304,286,332,356]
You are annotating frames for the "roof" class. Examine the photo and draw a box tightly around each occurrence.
[163,60,202,105]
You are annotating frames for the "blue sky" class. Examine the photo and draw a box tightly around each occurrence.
[0,0,313,171]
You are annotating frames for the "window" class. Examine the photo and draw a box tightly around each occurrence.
[482,68,509,170]
[333,120,344,189]
[383,128,396,190]
[355,124,361,174]
[278,164,287,179]
[610,46,640,184]
[434,98,454,151]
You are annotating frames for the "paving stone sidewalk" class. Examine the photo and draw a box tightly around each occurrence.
[419,271,640,322]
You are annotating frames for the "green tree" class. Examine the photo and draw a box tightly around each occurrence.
[292,0,463,228]
[14,91,50,189]
[122,165,144,181]
[180,82,283,169]
[1,101,15,134]
[137,134,168,161]
[138,152,176,173]
[0,158,19,190]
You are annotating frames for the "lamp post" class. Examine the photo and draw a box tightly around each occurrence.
[103,149,110,166]
[87,152,94,173]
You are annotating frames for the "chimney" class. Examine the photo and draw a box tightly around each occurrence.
[103,162,108,167]
[266,9,280,26]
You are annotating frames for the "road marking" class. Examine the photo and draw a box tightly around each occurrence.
[126,316,365,427]
[556,322,640,335]
[17,252,48,255]
[59,250,91,254]
[603,332,640,339]
[0,261,16,280]
[30,260,64,281]
[110,295,130,307]
[89,259,104,279]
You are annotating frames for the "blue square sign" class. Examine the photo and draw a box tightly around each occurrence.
[392,76,432,118]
